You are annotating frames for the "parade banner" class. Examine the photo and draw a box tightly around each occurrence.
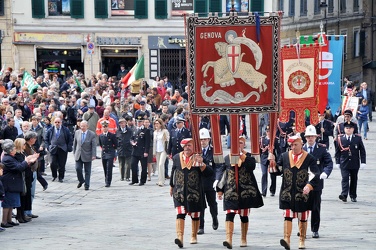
[280,44,320,132]
[186,13,281,162]
[300,34,344,113]
[341,96,359,117]
[186,14,280,114]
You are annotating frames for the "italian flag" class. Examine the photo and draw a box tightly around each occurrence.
[21,71,39,94]
[122,55,144,88]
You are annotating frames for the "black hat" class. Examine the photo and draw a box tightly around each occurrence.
[344,121,355,128]
[101,120,110,127]
[136,112,145,121]
[343,109,353,117]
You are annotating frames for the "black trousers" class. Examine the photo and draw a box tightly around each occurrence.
[310,190,322,232]
[50,148,68,180]
[199,189,218,229]
[261,163,277,195]
[102,158,114,185]
[340,168,359,198]
[131,155,148,184]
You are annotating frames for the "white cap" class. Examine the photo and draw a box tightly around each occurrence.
[199,128,211,139]
[304,125,318,137]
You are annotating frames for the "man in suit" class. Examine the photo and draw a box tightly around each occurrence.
[129,112,151,186]
[197,128,218,235]
[73,120,97,190]
[116,117,133,181]
[303,125,333,238]
[315,112,333,149]
[99,120,118,187]
[335,121,366,203]
[167,117,191,158]
[44,117,73,182]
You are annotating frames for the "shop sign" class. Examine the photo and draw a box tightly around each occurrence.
[96,37,141,45]
[148,36,186,49]
[14,32,83,44]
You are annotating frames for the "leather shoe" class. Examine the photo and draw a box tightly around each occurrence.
[43,185,48,191]
[85,187,89,190]
[351,197,357,202]
[58,179,63,183]
[77,182,84,188]
[125,178,130,182]
[129,182,138,185]
[139,182,145,186]
[105,184,110,187]
[197,228,204,235]
[30,214,39,218]
[212,216,219,230]
[52,177,56,182]
[262,193,266,197]
[8,221,19,226]
[312,231,319,238]
[339,195,347,202]
[270,193,275,197]
[0,223,13,228]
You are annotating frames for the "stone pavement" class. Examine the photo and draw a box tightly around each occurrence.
[1,115,375,250]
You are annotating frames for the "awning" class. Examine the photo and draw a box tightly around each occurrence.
[33,44,84,62]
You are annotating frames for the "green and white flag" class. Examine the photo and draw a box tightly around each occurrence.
[21,71,38,94]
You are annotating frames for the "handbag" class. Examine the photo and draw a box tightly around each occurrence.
[163,130,169,152]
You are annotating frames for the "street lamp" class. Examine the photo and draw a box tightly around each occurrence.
[320,1,328,33]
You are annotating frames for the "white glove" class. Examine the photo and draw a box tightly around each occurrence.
[335,164,340,169]
[320,172,328,179]
[213,180,219,189]
[360,164,366,170]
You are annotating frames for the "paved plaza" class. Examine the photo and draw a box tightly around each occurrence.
[1,115,376,250]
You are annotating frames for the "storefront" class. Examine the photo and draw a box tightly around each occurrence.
[96,36,142,78]
[148,36,186,91]
[13,32,84,80]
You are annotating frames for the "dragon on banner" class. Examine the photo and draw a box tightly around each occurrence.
[185,13,281,165]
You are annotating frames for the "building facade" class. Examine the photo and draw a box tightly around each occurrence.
[1,0,374,98]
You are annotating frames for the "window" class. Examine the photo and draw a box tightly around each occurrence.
[340,29,347,60]
[278,0,284,12]
[96,0,108,18]
[353,0,359,12]
[48,0,70,16]
[0,0,4,16]
[111,0,134,16]
[209,0,222,13]
[155,0,167,19]
[134,0,148,19]
[225,0,249,14]
[340,0,346,13]
[251,0,264,13]
[32,0,45,18]
[314,0,320,15]
[288,0,295,17]
[353,28,364,58]
[195,0,207,17]
[300,0,307,16]
[328,0,334,13]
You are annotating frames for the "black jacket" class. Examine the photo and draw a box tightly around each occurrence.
[1,154,28,193]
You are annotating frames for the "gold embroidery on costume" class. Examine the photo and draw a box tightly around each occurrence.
[239,166,257,198]
[295,170,309,201]
[187,171,200,202]
[224,168,239,201]
[281,168,292,201]
[174,170,185,202]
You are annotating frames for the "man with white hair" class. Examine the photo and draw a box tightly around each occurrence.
[14,109,23,135]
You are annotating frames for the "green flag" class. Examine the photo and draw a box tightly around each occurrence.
[134,55,144,81]
[21,71,38,94]
[73,76,83,92]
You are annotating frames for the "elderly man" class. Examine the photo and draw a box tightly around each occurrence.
[74,120,97,190]
[303,125,333,238]
[44,117,73,182]
[96,109,117,135]
[277,135,320,250]
[83,105,100,134]
[170,138,213,248]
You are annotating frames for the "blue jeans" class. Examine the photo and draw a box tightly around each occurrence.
[358,118,368,138]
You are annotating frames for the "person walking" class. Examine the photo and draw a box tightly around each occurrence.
[99,120,118,187]
[73,120,97,190]
[170,138,213,248]
[277,135,320,250]
[216,136,264,249]
[259,125,277,197]
[152,118,169,186]
[335,121,366,203]
[303,125,333,238]
[357,99,369,140]
[197,128,219,235]
[116,118,133,182]
[44,117,73,182]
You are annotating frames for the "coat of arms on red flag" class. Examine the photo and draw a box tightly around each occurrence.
[186,14,280,114]
[280,45,320,132]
